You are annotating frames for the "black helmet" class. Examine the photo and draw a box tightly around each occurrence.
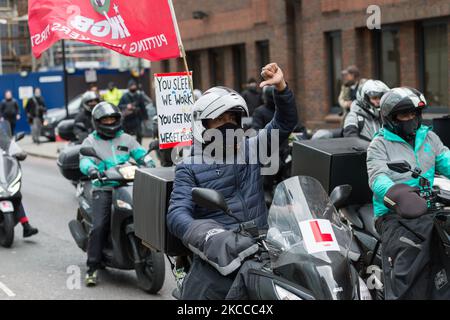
[380,87,427,136]
[92,102,122,139]
[81,91,100,113]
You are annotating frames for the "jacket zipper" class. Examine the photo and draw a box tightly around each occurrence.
[110,140,117,166]
[234,165,249,221]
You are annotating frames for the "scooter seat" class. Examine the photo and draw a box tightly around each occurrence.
[358,204,380,240]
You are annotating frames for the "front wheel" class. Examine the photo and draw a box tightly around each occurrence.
[135,244,166,294]
[0,213,15,248]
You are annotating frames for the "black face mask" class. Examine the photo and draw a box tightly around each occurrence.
[203,122,242,155]
[395,117,420,142]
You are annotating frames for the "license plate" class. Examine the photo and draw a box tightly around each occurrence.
[0,201,14,213]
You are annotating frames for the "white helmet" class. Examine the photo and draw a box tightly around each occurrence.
[357,80,390,117]
[192,86,249,143]
[81,91,100,113]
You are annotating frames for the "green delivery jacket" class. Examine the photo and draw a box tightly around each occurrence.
[367,125,450,217]
[79,130,155,189]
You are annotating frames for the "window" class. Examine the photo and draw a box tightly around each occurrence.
[209,48,225,87]
[232,44,247,92]
[327,31,342,111]
[374,27,400,88]
[0,0,9,8]
[256,40,270,69]
[420,21,448,109]
[187,50,202,90]
[161,60,170,73]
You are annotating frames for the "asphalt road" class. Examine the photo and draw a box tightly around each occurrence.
[0,156,175,300]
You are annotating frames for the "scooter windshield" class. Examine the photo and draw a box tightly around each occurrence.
[266,176,355,299]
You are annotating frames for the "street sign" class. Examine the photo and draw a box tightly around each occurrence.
[84,69,98,83]
[18,86,34,100]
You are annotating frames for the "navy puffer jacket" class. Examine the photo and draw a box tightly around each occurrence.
[167,87,298,240]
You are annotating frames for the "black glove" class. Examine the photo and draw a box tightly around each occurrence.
[88,168,104,181]
[384,184,428,219]
[182,219,258,276]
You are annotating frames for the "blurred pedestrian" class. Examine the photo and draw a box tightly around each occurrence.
[102,82,123,106]
[89,83,100,96]
[74,91,100,144]
[252,86,276,130]
[26,87,47,145]
[0,90,20,134]
[339,65,366,118]
[118,79,151,144]
[241,78,263,116]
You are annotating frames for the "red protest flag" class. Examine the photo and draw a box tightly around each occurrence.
[28,0,182,61]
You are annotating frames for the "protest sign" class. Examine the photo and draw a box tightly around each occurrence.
[154,72,194,150]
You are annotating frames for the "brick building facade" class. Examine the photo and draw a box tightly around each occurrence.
[152,0,449,128]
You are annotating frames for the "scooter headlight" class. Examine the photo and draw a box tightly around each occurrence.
[7,171,21,195]
[116,200,132,211]
[118,166,137,180]
[274,285,302,300]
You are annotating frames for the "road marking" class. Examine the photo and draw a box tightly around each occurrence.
[0,281,15,297]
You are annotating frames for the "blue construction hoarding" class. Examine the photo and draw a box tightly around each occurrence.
[0,71,65,133]
[0,68,151,133]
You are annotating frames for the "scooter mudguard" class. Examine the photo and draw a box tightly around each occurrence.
[109,186,135,270]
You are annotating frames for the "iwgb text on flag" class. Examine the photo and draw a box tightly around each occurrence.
[28,0,182,61]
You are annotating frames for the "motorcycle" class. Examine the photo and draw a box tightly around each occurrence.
[341,161,450,300]
[67,146,166,293]
[264,128,309,206]
[0,120,26,248]
[191,176,373,300]
[339,202,383,299]
[387,160,450,254]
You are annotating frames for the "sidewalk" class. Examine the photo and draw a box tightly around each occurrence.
[18,136,154,160]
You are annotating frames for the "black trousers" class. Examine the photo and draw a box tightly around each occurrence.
[87,190,112,269]
[181,255,235,300]
[15,202,26,221]
[378,214,450,300]
[5,118,16,134]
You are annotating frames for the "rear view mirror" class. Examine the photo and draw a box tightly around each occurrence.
[15,132,25,142]
[330,185,352,210]
[192,188,229,213]
[387,161,411,174]
[14,152,27,162]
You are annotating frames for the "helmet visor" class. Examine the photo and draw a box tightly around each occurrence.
[366,91,385,99]
[99,116,119,125]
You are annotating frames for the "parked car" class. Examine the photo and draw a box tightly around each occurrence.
[41,95,83,141]
[43,90,156,142]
